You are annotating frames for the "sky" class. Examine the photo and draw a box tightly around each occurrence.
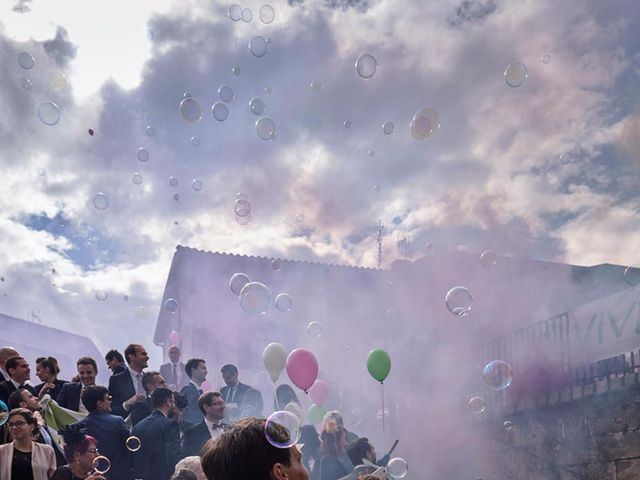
[0,0,639,364]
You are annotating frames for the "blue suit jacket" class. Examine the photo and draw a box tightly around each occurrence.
[75,411,133,480]
[180,383,203,429]
[56,382,83,412]
[109,369,136,418]
[132,410,183,480]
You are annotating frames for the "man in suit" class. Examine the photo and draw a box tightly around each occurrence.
[132,387,183,480]
[0,347,18,383]
[184,391,226,456]
[159,345,189,391]
[109,343,148,418]
[220,363,252,422]
[75,385,133,480]
[180,358,208,429]
[57,356,98,413]
[0,356,36,403]
[105,349,127,375]
[130,370,166,426]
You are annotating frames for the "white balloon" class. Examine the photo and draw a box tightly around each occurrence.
[262,342,288,383]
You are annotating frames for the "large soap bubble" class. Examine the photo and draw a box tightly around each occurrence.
[125,436,141,452]
[179,97,202,123]
[274,293,293,312]
[229,273,251,296]
[265,411,301,448]
[92,193,109,210]
[355,53,377,79]
[468,396,486,413]
[228,4,242,21]
[255,116,277,140]
[504,62,528,88]
[218,85,235,103]
[249,97,266,115]
[249,36,268,58]
[240,282,272,315]
[37,101,60,126]
[387,457,409,478]
[623,266,640,286]
[483,360,513,390]
[18,52,34,69]
[410,107,440,139]
[445,286,472,316]
[259,4,275,24]
[92,456,111,474]
[211,102,229,122]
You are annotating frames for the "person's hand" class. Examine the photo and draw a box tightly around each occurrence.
[37,383,56,399]
[124,394,146,410]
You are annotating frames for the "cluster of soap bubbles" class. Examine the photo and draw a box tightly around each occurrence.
[234,192,252,224]
[20,53,65,127]
[229,272,293,315]
[228,3,275,23]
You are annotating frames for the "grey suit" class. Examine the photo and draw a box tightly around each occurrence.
[159,362,188,390]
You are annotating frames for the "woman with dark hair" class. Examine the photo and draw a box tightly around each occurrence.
[299,425,321,472]
[0,408,57,480]
[311,428,349,480]
[274,384,300,411]
[51,424,104,480]
[35,356,68,401]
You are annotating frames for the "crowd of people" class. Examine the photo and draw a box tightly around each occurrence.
[0,344,396,480]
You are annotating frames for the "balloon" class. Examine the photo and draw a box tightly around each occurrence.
[367,349,391,383]
[308,404,327,424]
[263,343,288,383]
[286,348,319,392]
[309,379,329,405]
[169,330,180,345]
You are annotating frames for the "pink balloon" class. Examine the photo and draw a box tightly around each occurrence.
[309,379,329,405]
[169,330,180,344]
[286,348,319,393]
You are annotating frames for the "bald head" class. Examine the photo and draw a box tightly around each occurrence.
[0,347,19,368]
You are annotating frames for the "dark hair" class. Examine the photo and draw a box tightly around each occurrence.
[201,418,291,480]
[275,384,300,410]
[320,429,347,456]
[5,356,25,376]
[77,356,97,373]
[151,387,174,408]
[60,424,97,463]
[36,356,60,376]
[197,391,222,414]
[171,469,198,480]
[8,408,39,436]
[241,388,263,417]
[142,371,161,394]
[82,385,109,413]
[220,364,238,376]
[124,344,143,365]
[8,388,29,410]
[105,349,124,363]
[347,437,372,466]
[185,358,205,379]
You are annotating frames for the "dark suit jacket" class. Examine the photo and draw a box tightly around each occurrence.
[109,369,136,418]
[56,382,82,412]
[0,380,35,404]
[35,379,68,402]
[183,421,227,457]
[159,362,188,389]
[180,382,203,429]
[220,382,251,405]
[130,396,152,427]
[76,411,133,480]
[112,364,127,375]
[132,410,182,480]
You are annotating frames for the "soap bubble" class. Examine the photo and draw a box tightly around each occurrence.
[344,120,352,129]
[21,78,31,89]
[387,457,409,478]
[242,8,253,22]
[274,293,293,312]
[504,62,528,88]
[256,116,277,140]
[355,53,377,79]
[132,172,144,185]
[382,121,395,135]
[249,36,268,58]
[445,286,472,316]
[169,177,179,187]
[218,85,235,103]
[624,266,640,286]
[211,102,229,122]
[240,282,272,315]
[560,153,573,165]
[95,290,108,302]
[232,66,241,76]
[410,107,440,139]
[236,192,249,201]
[480,250,497,267]
[307,321,323,337]
[468,396,486,413]
[92,456,111,474]
[190,136,200,147]
[92,193,109,210]
[145,125,156,137]
[483,360,513,390]
[125,436,141,452]
[541,54,551,64]
[135,306,146,321]
[259,4,275,23]
[236,213,251,225]
[37,101,60,126]
[164,298,179,313]
[265,411,301,448]
[179,97,202,123]
[49,70,69,91]
[367,149,375,157]
[271,259,281,271]
[234,199,251,217]
[18,52,34,69]
[0,400,8,427]
[173,193,180,202]
[137,147,150,162]
[264,86,272,94]
[249,97,266,115]
[503,420,513,431]
[228,4,242,21]
[183,92,192,98]
[192,179,203,191]
[310,80,323,91]
[37,168,46,177]
[230,273,251,295]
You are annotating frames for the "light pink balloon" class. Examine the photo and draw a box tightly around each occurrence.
[169,330,180,344]
[286,348,319,392]
[309,379,329,405]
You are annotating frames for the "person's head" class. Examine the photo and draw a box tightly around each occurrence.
[104,349,125,372]
[174,456,206,480]
[0,347,19,369]
[186,359,207,384]
[7,407,39,441]
[198,392,225,421]
[76,357,98,386]
[8,387,40,412]
[168,345,181,364]
[124,343,149,371]
[201,418,308,480]
[6,356,30,384]
[347,437,376,466]
[320,429,347,456]
[35,356,60,382]
[275,384,300,410]
[220,364,238,388]
[322,410,345,433]
[142,371,166,394]
[82,385,112,413]
[151,387,175,413]
[61,426,98,470]
[241,388,264,418]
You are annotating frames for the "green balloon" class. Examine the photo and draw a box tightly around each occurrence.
[308,404,327,424]
[367,348,391,383]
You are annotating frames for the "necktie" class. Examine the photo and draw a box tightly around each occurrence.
[136,373,143,394]
[172,364,178,385]
[229,387,235,403]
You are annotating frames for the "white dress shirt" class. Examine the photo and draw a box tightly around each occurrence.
[204,418,224,439]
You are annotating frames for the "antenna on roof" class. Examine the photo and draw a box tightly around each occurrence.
[376,220,384,269]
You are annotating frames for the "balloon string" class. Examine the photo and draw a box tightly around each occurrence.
[381,382,386,435]
[273,382,278,411]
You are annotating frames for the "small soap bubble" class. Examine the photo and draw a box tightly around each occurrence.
[137,147,150,162]
[468,396,486,413]
[49,70,69,91]
[179,97,203,123]
[190,136,200,147]
[92,193,109,210]
[295,214,304,223]
[18,52,34,69]
[92,456,111,474]
[560,153,572,165]
[624,266,640,286]
[236,192,249,201]
[503,420,513,431]
[132,172,143,185]
[228,4,242,21]
[146,125,156,137]
[504,62,528,88]
[310,80,323,92]
[240,282,272,315]
[164,298,179,313]
[541,54,551,64]
[173,193,180,202]
[355,53,377,79]
[125,436,141,452]
[37,168,46,176]
[410,107,440,139]
[242,8,253,22]
[236,213,252,225]
[480,250,497,267]
[21,78,31,89]
[169,177,178,187]
[264,86,272,94]
[387,457,408,478]
[344,120,352,129]
[249,36,268,58]
[483,360,513,390]
[135,306,146,321]
[0,400,8,427]
[259,4,275,23]
[218,85,235,103]
[37,101,61,126]
[249,97,266,115]
[256,116,277,140]
[367,149,376,157]
[183,92,192,98]
[265,411,301,448]
[192,179,203,191]
[234,198,251,217]
[307,321,323,337]
[271,259,281,271]
[382,121,395,135]
[230,273,251,295]
[232,66,241,76]
[95,290,108,302]
[445,286,472,316]
[211,102,230,122]
[274,293,293,312]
